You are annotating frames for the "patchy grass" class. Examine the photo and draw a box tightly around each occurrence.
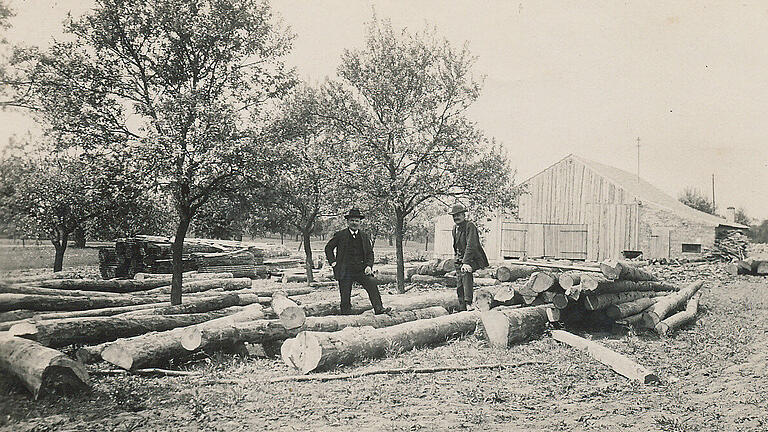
[1,266,767,431]
[0,243,100,272]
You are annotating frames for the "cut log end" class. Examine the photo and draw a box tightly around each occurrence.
[284,332,323,374]
[39,363,90,399]
[180,328,203,351]
[599,260,621,280]
[479,310,510,348]
[101,344,134,370]
[8,321,37,338]
[279,307,307,330]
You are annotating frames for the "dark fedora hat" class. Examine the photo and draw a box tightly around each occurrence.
[344,208,365,219]
[448,204,467,215]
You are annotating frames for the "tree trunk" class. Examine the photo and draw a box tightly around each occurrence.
[185,306,448,356]
[73,226,86,248]
[604,297,659,320]
[51,227,69,273]
[136,278,252,296]
[299,291,460,317]
[584,291,666,311]
[654,292,701,337]
[551,330,659,384]
[0,293,160,313]
[302,228,314,284]
[116,294,241,317]
[283,310,479,374]
[558,271,582,290]
[394,209,406,293]
[425,234,429,251]
[271,291,306,330]
[529,271,560,293]
[479,305,550,348]
[99,304,265,370]
[581,278,677,294]
[0,334,90,399]
[599,260,657,282]
[38,278,173,293]
[642,281,704,328]
[8,310,235,348]
[171,212,192,305]
[494,265,536,282]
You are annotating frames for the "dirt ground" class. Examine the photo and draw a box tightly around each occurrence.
[1,264,767,431]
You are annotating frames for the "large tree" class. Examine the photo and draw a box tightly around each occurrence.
[323,18,519,292]
[265,85,346,283]
[5,0,294,304]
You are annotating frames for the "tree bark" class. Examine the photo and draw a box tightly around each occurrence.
[479,305,550,348]
[654,292,702,337]
[551,330,659,384]
[581,278,677,294]
[73,226,86,248]
[604,297,659,320]
[394,209,406,293]
[171,211,192,305]
[302,227,314,284]
[599,260,657,282]
[99,304,265,370]
[38,278,173,293]
[299,291,460,317]
[495,265,536,282]
[51,227,69,273]
[184,306,448,356]
[0,293,161,313]
[9,311,233,348]
[642,281,704,328]
[283,310,479,374]
[0,334,90,399]
[116,294,241,317]
[584,291,666,311]
[271,291,306,330]
[136,278,252,296]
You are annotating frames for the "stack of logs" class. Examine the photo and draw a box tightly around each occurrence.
[474,259,704,337]
[100,236,270,279]
[709,230,749,261]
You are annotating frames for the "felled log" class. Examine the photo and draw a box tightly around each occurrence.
[0,334,90,399]
[642,281,704,328]
[551,330,659,384]
[37,278,170,293]
[552,293,569,310]
[271,291,306,329]
[132,271,233,281]
[529,271,560,293]
[584,291,666,311]
[300,291,460,317]
[8,311,235,348]
[0,293,160,313]
[250,286,313,297]
[282,311,480,374]
[500,259,601,273]
[99,304,266,370]
[756,261,768,276]
[581,278,677,294]
[491,284,523,304]
[599,260,657,282]
[136,278,252,296]
[198,264,268,278]
[0,284,133,297]
[182,307,448,354]
[605,297,659,320]
[116,294,241,317]
[654,292,702,337]
[410,274,453,285]
[479,305,550,348]
[494,265,536,282]
[0,310,37,323]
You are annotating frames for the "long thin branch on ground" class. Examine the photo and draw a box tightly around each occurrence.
[92,368,200,377]
[269,361,545,383]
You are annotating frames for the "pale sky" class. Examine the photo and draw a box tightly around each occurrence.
[2,0,768,220]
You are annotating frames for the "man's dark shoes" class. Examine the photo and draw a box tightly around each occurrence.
[374,307,392,315]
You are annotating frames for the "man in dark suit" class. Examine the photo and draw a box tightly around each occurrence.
[450,204,489,311]
[325,208,391,315]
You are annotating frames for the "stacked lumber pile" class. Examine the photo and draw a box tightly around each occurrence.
[709,230,749,261]
[101,236,273,278]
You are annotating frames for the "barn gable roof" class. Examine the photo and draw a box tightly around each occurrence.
[563,154,747,229]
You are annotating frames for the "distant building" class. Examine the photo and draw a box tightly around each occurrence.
[435,154,747,262]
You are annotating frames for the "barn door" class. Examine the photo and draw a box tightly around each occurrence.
[557,225,588,260]
[649,227,671,259]
[501,222,528,258]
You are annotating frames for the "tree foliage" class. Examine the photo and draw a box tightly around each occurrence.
[748,219,768,243]
[678,187,716,215]
[322,18,520,291]
[5,0,294,303]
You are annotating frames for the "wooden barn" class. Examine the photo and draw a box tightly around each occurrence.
[435,154,747,262]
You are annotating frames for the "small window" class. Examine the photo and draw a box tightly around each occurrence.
[681,243,701,253]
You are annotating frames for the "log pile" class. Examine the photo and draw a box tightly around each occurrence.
[725,257,768,276]
[709,230,749,261]
[101,236,270,278]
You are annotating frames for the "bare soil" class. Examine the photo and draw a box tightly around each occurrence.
[1,264,766,431]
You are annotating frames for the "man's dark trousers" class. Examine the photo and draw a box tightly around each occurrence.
[338,268,384,314]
